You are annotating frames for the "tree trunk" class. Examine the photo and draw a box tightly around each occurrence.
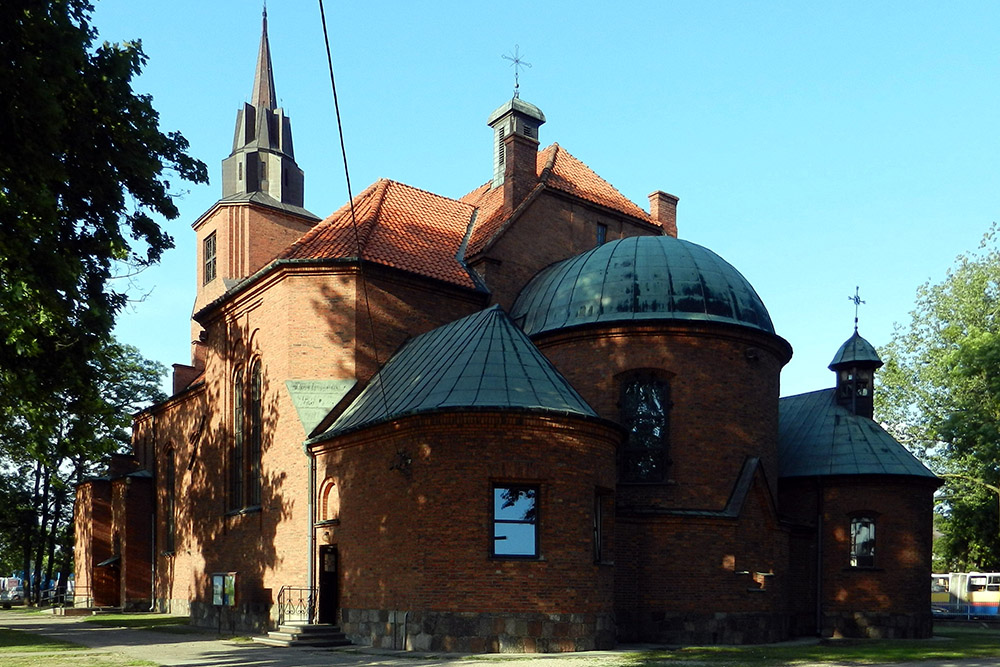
[32,466,51,602]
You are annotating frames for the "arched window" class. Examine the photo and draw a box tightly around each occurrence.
[850,515,877,568]
[619,371,672,483]
[165,449,176,552]
[229,370,244,510]
[248,360,263,507]
[319,478,339,521]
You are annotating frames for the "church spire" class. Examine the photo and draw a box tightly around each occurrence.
[220,8,305,208]
[250,6,277,110]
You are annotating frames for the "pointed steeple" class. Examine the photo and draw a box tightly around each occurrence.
[250,7,277,110]
[220,7,306,209]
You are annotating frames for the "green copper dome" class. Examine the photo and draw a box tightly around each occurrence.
[828,331,883,370]
[511,235,775,336]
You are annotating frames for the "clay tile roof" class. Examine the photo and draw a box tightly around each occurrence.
[460,144,654,257]
[280,179,478,289]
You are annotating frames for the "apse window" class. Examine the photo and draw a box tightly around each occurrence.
[596,223,607,247]
[620,374,672,483]
[492,485,538,558]
[850,516,876,568]
[203,232,217,285]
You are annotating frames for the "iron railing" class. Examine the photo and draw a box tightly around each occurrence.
[277,585,316,626]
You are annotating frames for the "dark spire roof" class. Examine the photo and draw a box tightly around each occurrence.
[829,330,883,371]
[251,7,277,110]
[778,389,937,480]
[310,306,598,441]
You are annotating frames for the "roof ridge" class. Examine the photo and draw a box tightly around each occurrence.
[538,143,559,183]
[280,180,384,258]
[385,178,477,212]
[356,179,392,252]
[549,145,648,219]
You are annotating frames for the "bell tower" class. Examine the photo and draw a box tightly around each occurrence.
[829,330,883,419]
[220,7,304,207]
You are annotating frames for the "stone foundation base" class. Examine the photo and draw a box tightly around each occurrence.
[617,610,790,644]
[341,608,615,653]
[823,611,933,639]
[183,599,270,635]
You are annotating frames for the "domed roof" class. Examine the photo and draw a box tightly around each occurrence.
[828,330,883,370]
[511,235,776,336]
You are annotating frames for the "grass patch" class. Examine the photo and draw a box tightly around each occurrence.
[0,627,83,652]
[626,626,1000,665]
[81,614,189,631]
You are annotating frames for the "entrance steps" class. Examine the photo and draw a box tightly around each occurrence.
[253,623,352,648]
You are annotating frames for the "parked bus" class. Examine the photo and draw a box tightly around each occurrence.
[932,573,1000,617]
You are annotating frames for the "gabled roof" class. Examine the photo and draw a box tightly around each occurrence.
[460,144,656,257]
[310,305,598,441]
[279,179,480,289]
[778,389,937,480]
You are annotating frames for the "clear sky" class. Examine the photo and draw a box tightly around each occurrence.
[93,0,1000,398]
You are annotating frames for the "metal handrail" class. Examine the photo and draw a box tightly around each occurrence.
[276,585,317,626]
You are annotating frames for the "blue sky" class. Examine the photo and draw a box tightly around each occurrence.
[93,1,1000,398]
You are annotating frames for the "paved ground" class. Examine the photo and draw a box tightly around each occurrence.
[3,610,1000,667]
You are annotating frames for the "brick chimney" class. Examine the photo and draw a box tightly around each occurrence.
[488,98,545,211]
[648,191,679,238]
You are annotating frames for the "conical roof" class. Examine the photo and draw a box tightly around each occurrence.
[310,306,598,441]
[829,330,883,370]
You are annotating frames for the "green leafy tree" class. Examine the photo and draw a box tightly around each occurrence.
[877,228,1000,570]
[0,341,165,597]
[0,0,207,420]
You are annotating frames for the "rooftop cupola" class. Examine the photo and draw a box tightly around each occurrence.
[488,97,545,210]
[829,329,883,419]
[220,7,305,207]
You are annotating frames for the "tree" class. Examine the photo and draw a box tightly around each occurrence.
[877,227,1000,570]
[0,340,165,599]
[0,0,207,420]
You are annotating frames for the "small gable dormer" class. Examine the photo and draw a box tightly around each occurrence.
[829,330,883,419]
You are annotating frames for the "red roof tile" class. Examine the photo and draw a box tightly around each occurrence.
[460,144,654,256]
[279,145,653,287]
[280,179,478,289]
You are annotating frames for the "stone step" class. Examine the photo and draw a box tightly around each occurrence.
[253,623,351,648]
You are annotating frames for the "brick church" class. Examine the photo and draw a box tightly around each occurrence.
[74,14,939,650]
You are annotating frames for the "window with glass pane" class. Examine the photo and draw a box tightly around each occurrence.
[850,516,876,567]
[248,361,262,507]
[229,371,244,510]
[493,485,538,558]
[620,375,671,482]
[203,232,217,285]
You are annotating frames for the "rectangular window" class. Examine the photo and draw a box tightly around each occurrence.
[492,485,538,558]
[850,516,876,568]
[203,232,217,285]
[596,223,607,247]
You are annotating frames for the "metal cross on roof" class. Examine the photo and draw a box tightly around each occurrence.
[502,45,531,99]
[848,286,865,332]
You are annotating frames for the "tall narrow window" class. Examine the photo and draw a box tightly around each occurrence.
[230,371,244,510]
[593,491,609,563]
[620,373,672,482]
[492,485,538,558]
[596,223,607,247]
[248,361,263,507]
[203,232,217,285]
[165,450,176,552]
[850,516,876,568]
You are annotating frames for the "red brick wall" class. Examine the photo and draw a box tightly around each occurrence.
[312,412,618,617]
[74,479,117,607]
[471,190,663,311]
[535,323,789,509]
[780,476,937,638]
[111,477,153,609]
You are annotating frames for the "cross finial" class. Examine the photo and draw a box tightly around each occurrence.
[848,286,865,332]
[502,45,532,99]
